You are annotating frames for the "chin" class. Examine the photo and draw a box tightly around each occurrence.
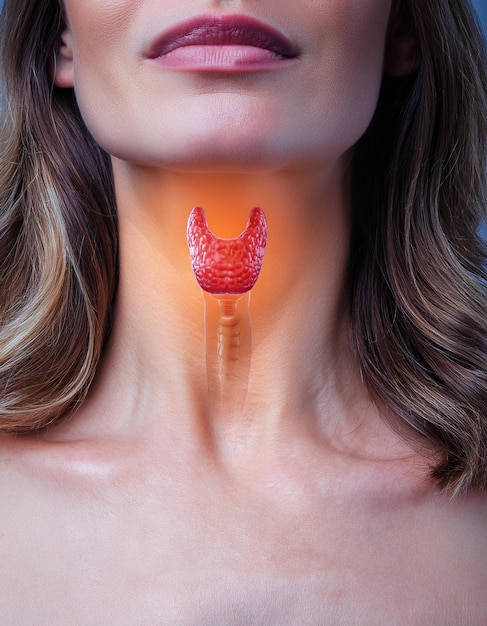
[161,123,286,169]
[109,135,297,173]
[98,115,357,174]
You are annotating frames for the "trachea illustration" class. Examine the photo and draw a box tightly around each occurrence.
[187,207,267,414]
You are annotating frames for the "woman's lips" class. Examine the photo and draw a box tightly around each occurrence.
[146,15,300,72]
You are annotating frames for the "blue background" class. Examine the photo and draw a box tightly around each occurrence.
[475,0,487,32]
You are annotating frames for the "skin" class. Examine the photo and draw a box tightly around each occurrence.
[0,0,486,623]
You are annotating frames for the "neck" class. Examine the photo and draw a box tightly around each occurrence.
[74,159,373,456]
[112,162,352,312]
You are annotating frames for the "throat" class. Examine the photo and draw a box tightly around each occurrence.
[82,164,360,438]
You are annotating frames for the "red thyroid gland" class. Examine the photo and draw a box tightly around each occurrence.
[186,207,268,294]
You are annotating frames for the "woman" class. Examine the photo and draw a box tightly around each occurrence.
[0,0,486,622]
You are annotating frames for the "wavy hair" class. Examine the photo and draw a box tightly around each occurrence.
[0,0,486,492]
[0,0,117,430]
[350,0,487,493]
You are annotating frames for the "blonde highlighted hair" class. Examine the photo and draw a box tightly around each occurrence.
[0,0,117,430]
[0,0,486,492]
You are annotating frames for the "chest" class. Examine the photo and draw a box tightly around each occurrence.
[0,476,485,625]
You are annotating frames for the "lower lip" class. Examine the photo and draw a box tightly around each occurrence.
[151,45,296,72]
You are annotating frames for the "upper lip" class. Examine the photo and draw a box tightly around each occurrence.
[146,14,300,59]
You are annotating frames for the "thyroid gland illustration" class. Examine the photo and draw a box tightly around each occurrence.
[187,206,268,413]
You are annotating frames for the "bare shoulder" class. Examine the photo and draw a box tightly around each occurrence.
[425,488,487,579]
[0,432,486,624]
[0,431,130,506]
[410,488,487,624]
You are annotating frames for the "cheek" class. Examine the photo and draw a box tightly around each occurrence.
[63,0,138,38]
[63,2,139,144]
[64,0,139,85]
[303,1,391,144]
